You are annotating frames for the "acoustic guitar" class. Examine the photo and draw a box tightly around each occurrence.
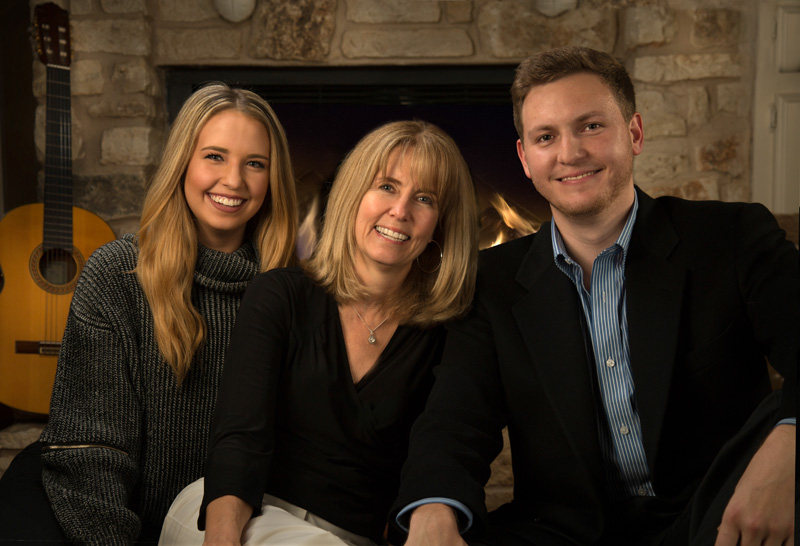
[0,3,115,414]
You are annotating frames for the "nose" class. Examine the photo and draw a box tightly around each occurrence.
[221,164,244,188]
[389,195,411,220]
[557,133,587,164]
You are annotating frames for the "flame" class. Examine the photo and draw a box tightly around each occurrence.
[296,192,321,260]
[483,194,540,248]
[490,231,505,248]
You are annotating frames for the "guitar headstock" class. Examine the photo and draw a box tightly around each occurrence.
[33,3,71,68]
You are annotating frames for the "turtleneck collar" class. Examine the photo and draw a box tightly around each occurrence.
[194,240,259,293]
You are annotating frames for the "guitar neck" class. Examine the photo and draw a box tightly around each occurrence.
[43,64,72,252]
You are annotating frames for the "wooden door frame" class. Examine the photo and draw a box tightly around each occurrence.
[752,0,800,214]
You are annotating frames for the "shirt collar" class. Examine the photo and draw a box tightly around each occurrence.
[550,191,639,264]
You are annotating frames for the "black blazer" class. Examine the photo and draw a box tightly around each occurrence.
[394,189,798,543]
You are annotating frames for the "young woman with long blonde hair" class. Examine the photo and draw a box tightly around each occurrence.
[0,82,297,545]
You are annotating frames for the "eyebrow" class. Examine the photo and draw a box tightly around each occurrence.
[574,111,607,123]
[200,145,269,160]
[526,110,608,136]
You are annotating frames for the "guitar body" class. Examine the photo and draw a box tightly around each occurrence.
[0,204,115,414]
[0,3,118,414]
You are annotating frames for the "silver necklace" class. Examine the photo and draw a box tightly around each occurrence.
[351,306,389,344]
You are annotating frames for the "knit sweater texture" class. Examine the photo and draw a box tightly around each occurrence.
[40,234,259,545]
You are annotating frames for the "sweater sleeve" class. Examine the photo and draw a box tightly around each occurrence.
[40,244,143,546]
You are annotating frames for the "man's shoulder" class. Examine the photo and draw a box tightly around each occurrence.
[635,192,795,268]
[478,230,543,270]
[473,229,552,299]
[648,193,768,220]
[641,192,776,236]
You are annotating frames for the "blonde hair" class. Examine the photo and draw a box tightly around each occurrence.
[306,120,478,326]
[136,82,298,383]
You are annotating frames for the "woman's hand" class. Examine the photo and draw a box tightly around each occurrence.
[202,495,252,546]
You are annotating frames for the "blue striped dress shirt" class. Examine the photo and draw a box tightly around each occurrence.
[551,194,655,499]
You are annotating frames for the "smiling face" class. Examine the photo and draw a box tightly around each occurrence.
[353,147,439,281]
[184,109,271,253]
[515,72,643,225]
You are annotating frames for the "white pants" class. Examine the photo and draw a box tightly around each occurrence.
[159,478,378,546]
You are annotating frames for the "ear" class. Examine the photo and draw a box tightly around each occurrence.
[516,138,532,179]
[629,113,644,156]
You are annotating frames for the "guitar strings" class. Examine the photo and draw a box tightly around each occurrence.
[43,64,72,346]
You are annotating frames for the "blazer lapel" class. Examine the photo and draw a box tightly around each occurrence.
[626,189,686,468]
[512,224,606,482]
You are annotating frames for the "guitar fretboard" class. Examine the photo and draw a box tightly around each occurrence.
[43,64,72,252]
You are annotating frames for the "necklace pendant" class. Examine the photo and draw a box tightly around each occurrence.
[352,305,387,346]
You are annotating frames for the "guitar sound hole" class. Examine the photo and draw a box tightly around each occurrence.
[39,249,78,286]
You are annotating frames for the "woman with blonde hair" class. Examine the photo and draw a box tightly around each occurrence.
[134,82,297,382]
[160,120,479,546]
[0,82,297,545]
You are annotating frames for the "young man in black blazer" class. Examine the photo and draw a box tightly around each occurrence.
[393,46,797,546]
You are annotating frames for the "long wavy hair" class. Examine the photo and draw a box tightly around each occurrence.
[136,82,297,383]
[305,120,478,326]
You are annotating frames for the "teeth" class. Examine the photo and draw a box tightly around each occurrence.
[560,170,599,182]
[209,194,244,207]
[375,226,409,242]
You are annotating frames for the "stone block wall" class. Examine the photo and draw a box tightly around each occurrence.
[32,0,759,236]
[25,0,766,509]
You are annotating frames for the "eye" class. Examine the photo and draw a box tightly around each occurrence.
[417,194,435,206]
[536,134,554,143]
[378,182,394,191]
[585,122,602,131]
[204,152,223,161]
[247,159,267,169]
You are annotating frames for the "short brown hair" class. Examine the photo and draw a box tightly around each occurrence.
[511,46,636,140]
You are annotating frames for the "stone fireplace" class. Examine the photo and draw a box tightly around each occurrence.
[166,63,551,252]
[28,0,762,243]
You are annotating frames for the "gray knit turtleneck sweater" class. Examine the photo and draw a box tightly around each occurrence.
[40,234,259,545]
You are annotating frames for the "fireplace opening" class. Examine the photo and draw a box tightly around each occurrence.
[166,66,549,251]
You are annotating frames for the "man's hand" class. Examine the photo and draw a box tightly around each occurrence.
[405,503,469,546]
[714,424,795,546]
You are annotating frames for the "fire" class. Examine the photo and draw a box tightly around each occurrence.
[296,192,321,260]
[481,194,541,249]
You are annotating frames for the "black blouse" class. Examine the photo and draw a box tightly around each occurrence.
[201,267,445,541]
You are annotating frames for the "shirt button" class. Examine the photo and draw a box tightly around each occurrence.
[638,487,648,497]
[620,425,630,435]
[606,358,615,368]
